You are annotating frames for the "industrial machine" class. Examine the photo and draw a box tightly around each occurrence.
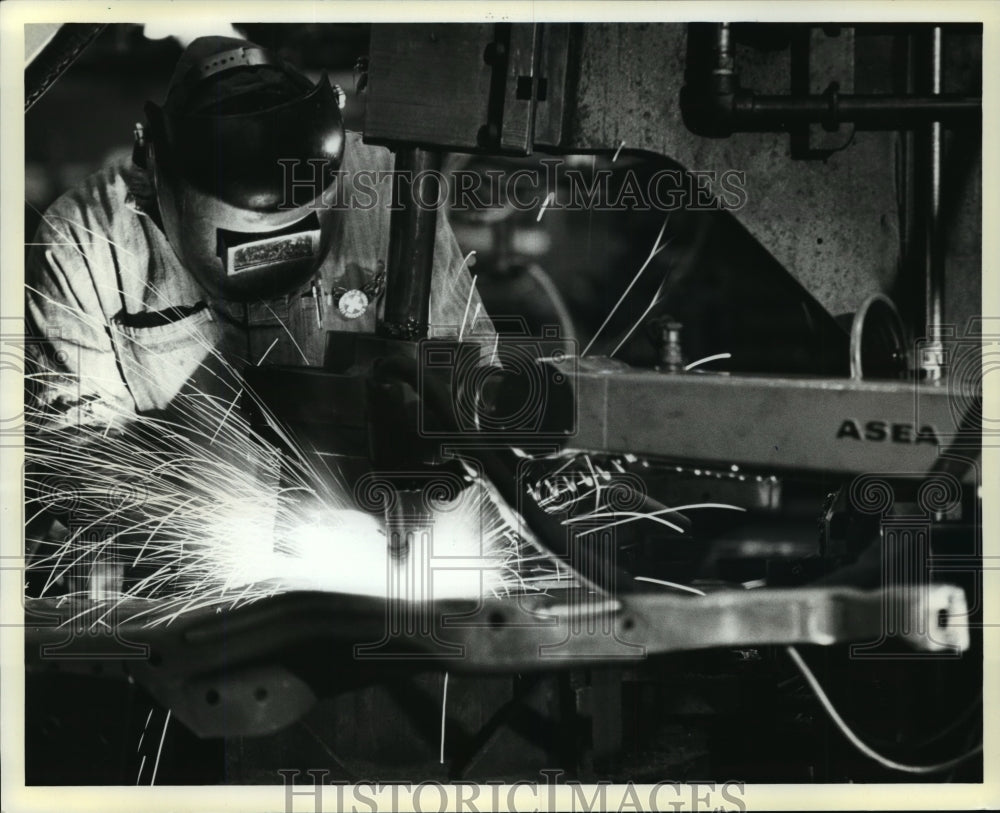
[22,21,984,785]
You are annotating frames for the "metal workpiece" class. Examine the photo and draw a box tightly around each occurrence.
[530,582,969,658]
[22,582,968,736]
[569,368,971,476]
[22,586,966,665]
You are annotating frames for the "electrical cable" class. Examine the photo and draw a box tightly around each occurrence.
[635,575,983,775]
[785,645,983,775]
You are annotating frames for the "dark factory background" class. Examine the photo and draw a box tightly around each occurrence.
[26,22,982,374]
[22,21,984,788]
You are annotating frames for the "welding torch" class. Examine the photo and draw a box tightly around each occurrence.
[367,352,635,593]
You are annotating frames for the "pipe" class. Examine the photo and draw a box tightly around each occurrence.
[680,23,980,137]
[379,147,442,340]
[735,93,978,129]
[921,26,945,382]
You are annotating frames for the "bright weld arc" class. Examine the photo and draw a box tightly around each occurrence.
[25,274,574,626]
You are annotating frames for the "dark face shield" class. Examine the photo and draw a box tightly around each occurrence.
[148,74,346,301]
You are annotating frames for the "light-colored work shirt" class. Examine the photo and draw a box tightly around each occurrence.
[26,132,487,432]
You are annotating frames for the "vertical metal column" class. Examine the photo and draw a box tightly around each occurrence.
[379,147,443,340]
[921,26,945,382]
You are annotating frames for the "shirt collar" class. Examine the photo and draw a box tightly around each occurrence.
[121,161,157,219]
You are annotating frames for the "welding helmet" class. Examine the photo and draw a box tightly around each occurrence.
[140,36,346,301]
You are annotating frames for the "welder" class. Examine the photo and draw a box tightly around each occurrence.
[23,35,489,782]
[26,34,486,432]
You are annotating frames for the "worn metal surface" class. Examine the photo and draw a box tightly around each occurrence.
[25,583,966,668]
[801,26,856,153]
[569,364,970,475]
[563,23,900,318]
[364,24,494,149]
[380,147,442,339]
[362,23,979,327]
[501,24,542,153]
[24,580,967,737]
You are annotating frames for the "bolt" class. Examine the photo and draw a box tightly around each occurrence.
[650,316,685,373]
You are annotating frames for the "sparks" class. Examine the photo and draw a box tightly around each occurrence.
[582,216,670,357]
[458,274,479,342]
[537,191,555,222]
[25,279,571,634]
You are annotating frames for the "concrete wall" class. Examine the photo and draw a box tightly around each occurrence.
[563,23,981,331]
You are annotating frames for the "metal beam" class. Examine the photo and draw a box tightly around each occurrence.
[569,365,971,476]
